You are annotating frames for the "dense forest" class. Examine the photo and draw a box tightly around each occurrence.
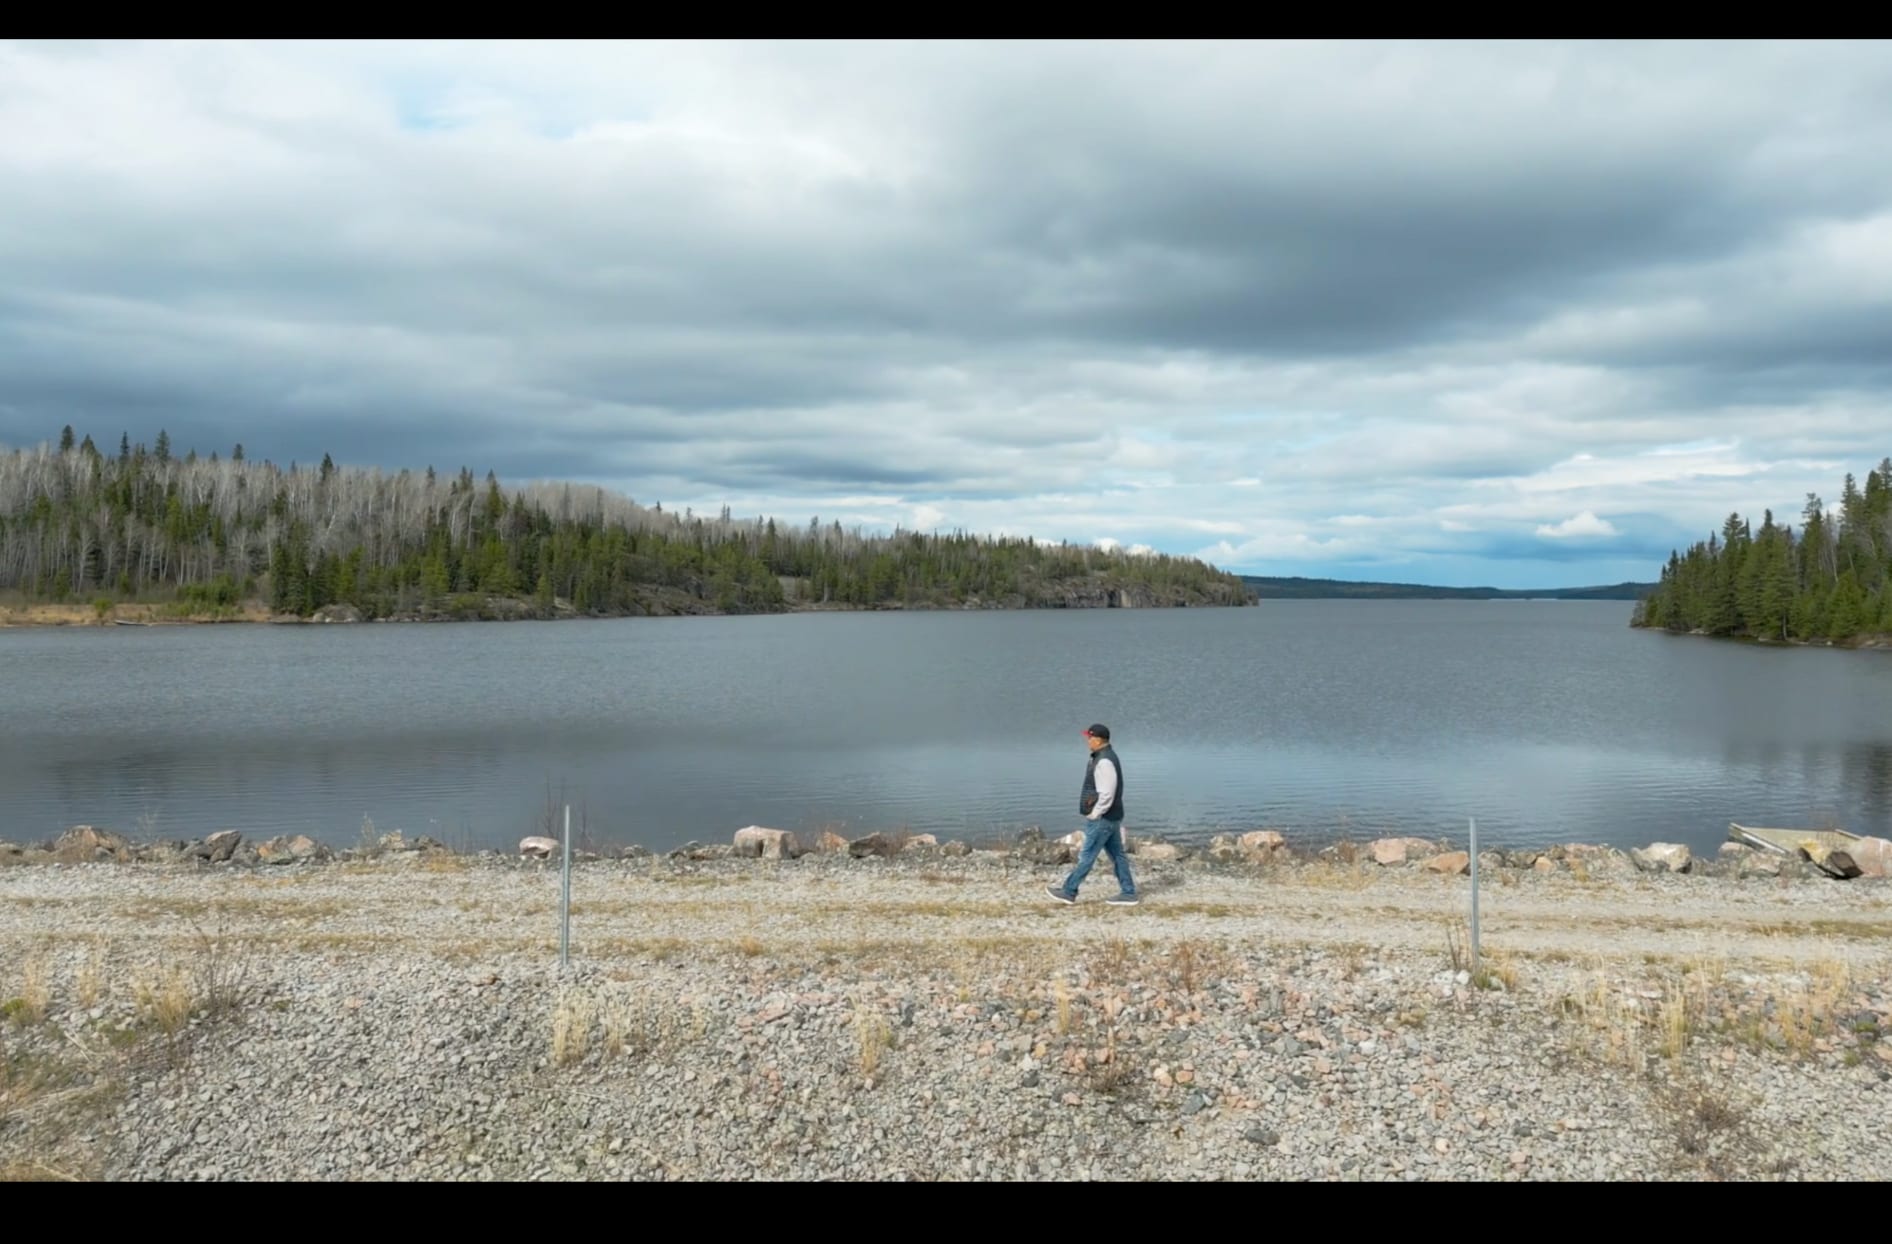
[1242,575,1656,600]
[1632,457,1892,642]
[0,428,1253,620]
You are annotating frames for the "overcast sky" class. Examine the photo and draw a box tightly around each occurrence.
[3,41,1891,588]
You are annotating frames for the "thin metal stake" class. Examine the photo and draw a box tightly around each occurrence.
[560,803,572,970]
[1468,817,1480,982]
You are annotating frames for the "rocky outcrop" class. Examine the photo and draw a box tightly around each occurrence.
[1030,579,1254,610]
[519,837,559,859]
[311,603,363,623]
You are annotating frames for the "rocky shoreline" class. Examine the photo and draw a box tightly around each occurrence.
[7,821,1885,883]
[3,823,1889,1182]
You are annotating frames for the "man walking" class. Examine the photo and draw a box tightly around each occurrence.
[1047,723,1138,906]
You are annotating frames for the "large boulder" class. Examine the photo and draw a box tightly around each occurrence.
[1370,837,1437,866]
[188,830,243,863]
[1848,836,1892,879]
[847,832,898,859]
[1424,851,1471,876]
[519,836,559,859]
[732,826,804,860]
[1630,843,1693,875]
[1241,830,1288,860]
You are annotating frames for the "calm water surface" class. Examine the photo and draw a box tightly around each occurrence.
[4,602,1891,855]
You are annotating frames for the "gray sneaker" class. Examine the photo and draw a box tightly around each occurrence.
[1106,893,1139,907]
[1045,886,1075,905]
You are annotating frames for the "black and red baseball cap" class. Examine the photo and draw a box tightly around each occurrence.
[1082,723,1110,740]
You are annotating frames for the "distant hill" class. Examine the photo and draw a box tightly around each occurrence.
[1239,575,1657,601]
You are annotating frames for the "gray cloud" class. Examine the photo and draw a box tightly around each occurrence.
[3,40,1892,587]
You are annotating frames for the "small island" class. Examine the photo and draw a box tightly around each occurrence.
[0,427,1254,626]
[1632,457,1892,647]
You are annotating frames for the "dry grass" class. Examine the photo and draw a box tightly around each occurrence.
[1166,939,1232,994]
[5,959,51,1027]
[551,986,595,1066]
[1086,1010,1133,1095]
[549,980,709,1067]
[130,965,194,1040]
[854,1005,892,1079]
[73,943,105,1010]
[1087,937,1135,985]
[1556,973,1654,1070]
[1553,953,1861,1073]
[1473,947,1521,993]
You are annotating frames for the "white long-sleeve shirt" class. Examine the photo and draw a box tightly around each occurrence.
[1088,755,1118,820]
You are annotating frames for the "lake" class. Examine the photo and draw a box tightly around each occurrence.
[4,602,1890,856]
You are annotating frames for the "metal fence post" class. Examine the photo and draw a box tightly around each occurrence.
[1468,817,1480,981]
[560,803,572,970]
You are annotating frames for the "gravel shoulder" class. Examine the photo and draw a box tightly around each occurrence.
[4,848,1889,1182]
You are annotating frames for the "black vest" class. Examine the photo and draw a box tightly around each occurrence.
[1081,744,1125,821]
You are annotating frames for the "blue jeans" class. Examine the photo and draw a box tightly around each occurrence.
[1058,818,1135,898]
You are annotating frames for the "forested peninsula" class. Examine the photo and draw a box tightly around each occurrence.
[0,428,1254,623]
[1632,457,1892,645]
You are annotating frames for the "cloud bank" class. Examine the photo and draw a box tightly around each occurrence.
[4,40,1891,587]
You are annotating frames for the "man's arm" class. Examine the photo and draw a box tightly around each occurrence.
[1089,757,1117,819]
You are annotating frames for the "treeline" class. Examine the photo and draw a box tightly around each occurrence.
[0,427,1253,619]
[1632,457,1892,641]
[1242,575,1657,601]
